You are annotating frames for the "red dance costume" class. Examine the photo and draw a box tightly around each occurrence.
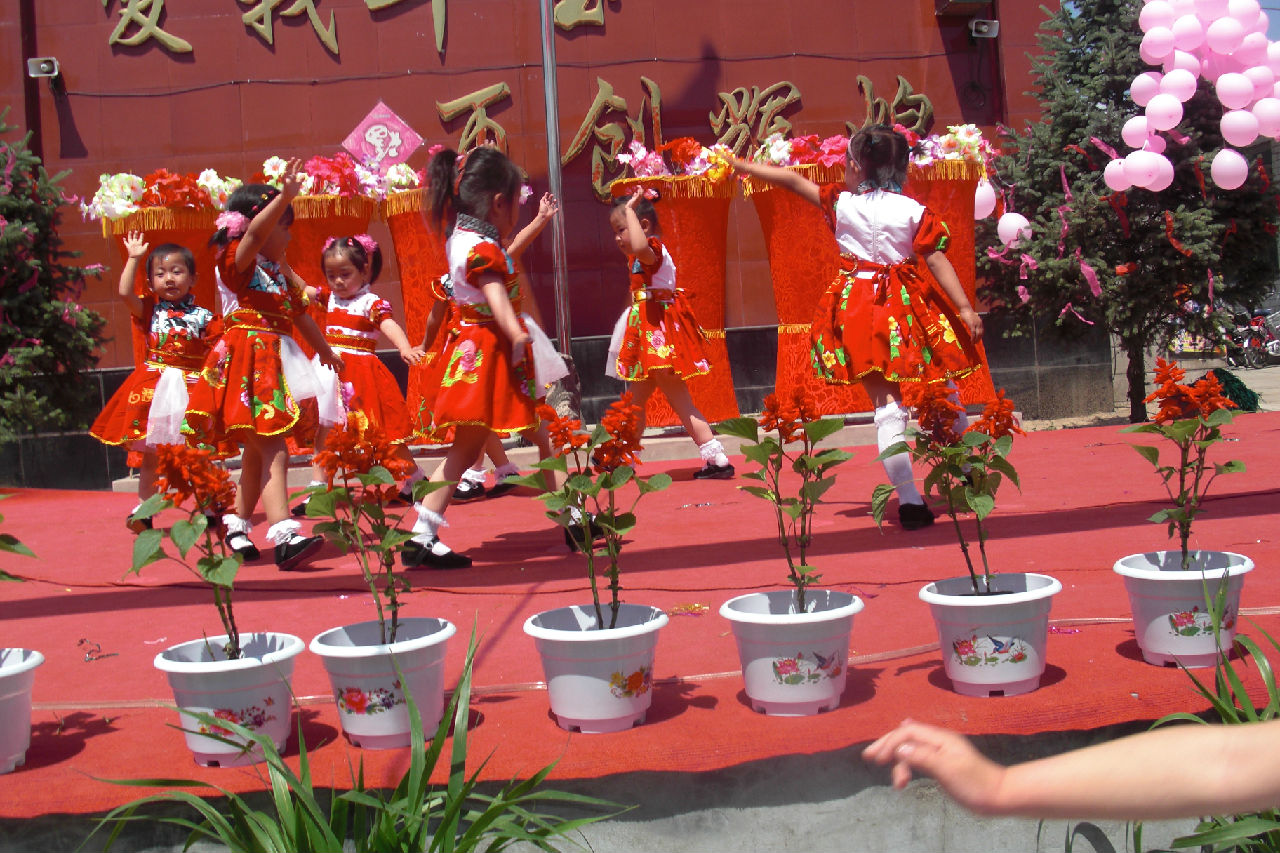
[421,214,537,436]
[608,236,712,382]
[320,285,414,442]
[185,241,312,442]
[91,295,217,447]
[809,184,980,385]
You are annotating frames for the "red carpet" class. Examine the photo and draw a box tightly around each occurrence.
[2,413,1279,818]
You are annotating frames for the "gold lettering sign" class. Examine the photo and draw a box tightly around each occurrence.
[366,0,446,55]
[240,0,339,56]
[710,82,801,155]
[100,0,193,53]
[851,75,933,136]
[554,0,605,30]
[563,77,663,200]
[437,82,513,152]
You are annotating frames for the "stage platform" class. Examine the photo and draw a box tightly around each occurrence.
[2,412,1280,851]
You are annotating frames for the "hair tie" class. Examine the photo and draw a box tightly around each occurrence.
[323,236,338,251]
[353,233,378,254]
[215,211,249,238]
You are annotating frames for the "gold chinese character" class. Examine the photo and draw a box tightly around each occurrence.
[563,77,663,200]
[366,0,446,56]
[101,0,193,53]
[437,82,512,152]
[849,75,933,136]
[710,81,801,155]
[240,0,339,56]
[554,0,605,30]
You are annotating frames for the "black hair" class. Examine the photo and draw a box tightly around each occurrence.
[322,236,383,284]
[208,183,294,248]
[146,243,196,278]
[848,125,910,189]
[424,146,523,234]
[610,189,662,233]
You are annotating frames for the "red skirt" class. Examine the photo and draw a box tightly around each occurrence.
[609,291,712,382]
[809,261,980,385]
[90,364,166,446]
[185,327,301,443]
[424,320,537,436]
[339,351,415,443]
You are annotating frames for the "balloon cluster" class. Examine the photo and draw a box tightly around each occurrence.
[1114,0,1276,192]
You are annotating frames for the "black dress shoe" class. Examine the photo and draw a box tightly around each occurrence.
[693,462,735,480]
[564,516,608,552]
[401,538,472,569]
[290,499,309,517]
[274,535,323,571]
[452,480,486,502]
[225,530,260,561]
[898,502,936,531]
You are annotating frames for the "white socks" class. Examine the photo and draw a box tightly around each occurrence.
[400,467,425,492]
[493,462,520,481]
[411,505,452,551]
[874,401,923,505]
[698,438,729,468]
[266,519,303,546]
[223,513,251,536]
[460,465,487,487]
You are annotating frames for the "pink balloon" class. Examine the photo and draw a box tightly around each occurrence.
[1228,0,1260,22]
[1146,92,1185,130]
[1221,108,1260,145]
[1171,0,1195,14]
[1146,132,1168,153]
[1142,27,1176,59]
[1267,41,1280,74]
[1123,115,1151,148]
[1251,10,1269,33]
[1252,97,1280,136]
[1195,0,1230,19]
[1216,71,1255,107]
[1147,154,1176,191]
[1272,80,1280,98]
[1160,68,1200,101]
[974,181,996,219]
[1104,159,1132,191]
[1126,150,1164,186]
[1171,14,1205,49]
[1244,63,1274,98]
[1140,0,1177,30]
[1165,48,1203,74]
[1202,51,1243,83]
[1234,32,1270,65]
[1211,147,1249,188]
[997,212,1031,247]
[1132,71,1163,106]
[1206,16,1245,54]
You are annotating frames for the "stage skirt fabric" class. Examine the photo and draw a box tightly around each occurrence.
[606,290,712,382]
[315,350,416,443]
[91,364,192,448]
[424,318,538,437]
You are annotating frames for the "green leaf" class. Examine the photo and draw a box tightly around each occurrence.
[304,488,339,517]
[411,479,451,501]
[739,485,776,501]
[1216,459,1246,475]
[802,417,844,445]
[1121,422,1163,434]
[800,477,837,503]
[715,417,760,442]
[961,430,989,447]
[873,441,910,462]
[199,555,239,588]
[0,534,34,559]
[740,442,775,467]
[636,472,672,494]
[966,493,995,520]
[169,518,202,559]
[870,483,895,526]
[1128,444,1161,467]
[130,528,165,573]
[357,466,395,487]
[1205,406,1236,427]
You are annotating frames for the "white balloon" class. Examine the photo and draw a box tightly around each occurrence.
[1253,96,1280,136]
[974,180,997,219]
[1216,71,1255,107]
[1147,154,1176,191]
[1146,92,1185,129]
[1171,14,1206,49]
[1161,67,1200,101]
[1123,115,1152,147]
[1221,108,1260,145]
[1210,147,1249,188]
[1195,0,1230,19]
[1125,149,1164,186]
[1171,0,1196,14]
[1140,0,1177,30]
[1104,159,1133,191]
[1146,132,1168,153]
[997,212,1031,246]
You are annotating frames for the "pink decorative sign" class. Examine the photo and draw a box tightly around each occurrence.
[342,100,423,174]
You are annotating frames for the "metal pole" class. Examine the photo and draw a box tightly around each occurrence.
[538,0,571,354]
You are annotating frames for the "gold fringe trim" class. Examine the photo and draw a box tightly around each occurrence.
[291,195,377,221]
[610,175,736,200]
[741,164,846,196]
[101,206,218,238]
[740,159,983,196]
[778,323,812,334]
[380,188,428,219]
[703,328,726,339]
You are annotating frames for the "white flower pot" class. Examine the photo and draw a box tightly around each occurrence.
[1113,550,1253,669]
[309,617,456,749]
[0,648,44,774]
[719,590,864,716]
[523,604,667,733]
[920,573,1061,697]
[153,632,303,767]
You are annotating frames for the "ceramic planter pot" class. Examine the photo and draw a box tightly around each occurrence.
[309,617,456,749]
[0,648,44,774]
[719,590,864,716]
[920,573,1062,697]
[523,604,667,733]
[153,632,304,767]
[1113,550,1253,668]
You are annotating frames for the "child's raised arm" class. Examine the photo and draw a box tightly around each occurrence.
[619,191,658,265]
[923,252,983,340]
[117,231,149,320]
[234,157,305,272]
[506,192,559,261]
[380,317,422,365]
[726,155,822,208]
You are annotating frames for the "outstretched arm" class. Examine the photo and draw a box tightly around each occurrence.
[117,231,149,320]
[234,157,304,272]
[725,156,822,208]
[380,318,421,365]
[506,192,559,260]
[863,718,1280,820]
[923,252,983,340]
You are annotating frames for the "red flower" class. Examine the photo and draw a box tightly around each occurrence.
[595,393,643,470]
[912,382,965,447]
[658,137,705,172]
[1143,357,1234,424]
[314,412,417,501]
[538,404,590,457]
[789,134,822,165]
[341,687,368,713]
[971,389,1025,439]
[155,445,236,514]
[140,169,212,208]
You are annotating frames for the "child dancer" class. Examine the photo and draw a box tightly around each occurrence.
[185,160,345,570]
[728,125,984,529]
[91,233,217,531]
[405,146,556,568]
[606,190,733,479]
[294,234,425,512]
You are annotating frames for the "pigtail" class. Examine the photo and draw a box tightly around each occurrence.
[209,183,282,251]
[425,147,459,234]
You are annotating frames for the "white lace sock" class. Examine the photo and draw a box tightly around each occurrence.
[399,466,426,492]
[460,465,487,487]
[266,519,304,546]
[492,462,520,481]
[411,505,453,552]
[875,401,923,505]
[222,513,251,536]
[698,438,729,468]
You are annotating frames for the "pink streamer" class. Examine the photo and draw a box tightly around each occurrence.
[1059,302,1095,325]
[1060,166,1073,202]
[1019,254,1039,280]
[1076,248,1101,297]
[17,273,37,294]
[1167,130,1190,145]
[1057,205,1071,257]
[1017,285,1031,304]
[1090,137,1119,160]
[986,245,1016,266]
[1207,269,1215,309]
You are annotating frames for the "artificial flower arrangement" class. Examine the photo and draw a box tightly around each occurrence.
[81,168,240,221]
[751,132,851,168]
[744,123,996,172]
[1122,358,1244,571]
[512,393,672,630]
[129,444,245,658]
[616,136,734,181]
[872,385,1024,595]
[716,387,854,612]
[256,153,381,199]
[908,123,995,168]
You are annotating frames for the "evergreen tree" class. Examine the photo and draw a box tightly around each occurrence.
[0,109,106,442]
[978,0,1279,422]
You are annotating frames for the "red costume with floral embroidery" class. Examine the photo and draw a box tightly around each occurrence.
[609,236,711,382]
[422,219,537,436]
[184,239,311,441]
[809,184,980,385]
[91,295,217,446]
[319,284,415,443]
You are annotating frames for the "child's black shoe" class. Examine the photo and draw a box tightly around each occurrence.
[275,534,322,571]
[452,480,486,502]
[225,530,260,561]
[693,462,735,480]
[401,538,472,569]
[898,502,936,531]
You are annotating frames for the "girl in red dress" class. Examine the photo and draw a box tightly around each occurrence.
[296,234,425,510]
[404,146,557,568]
[91,232,218,531]
[729,126,985,530]
[184,160,345,570]
[605,190,734,478]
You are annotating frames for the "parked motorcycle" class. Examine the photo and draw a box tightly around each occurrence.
[1224,312,1269,369]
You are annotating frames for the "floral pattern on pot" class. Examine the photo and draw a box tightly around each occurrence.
[1169,606,1236,637]
[336,684,401,715]
[609,666,651,698]
[198,698,277,737]
[771,650,843,685]
[952,635,1029,667]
